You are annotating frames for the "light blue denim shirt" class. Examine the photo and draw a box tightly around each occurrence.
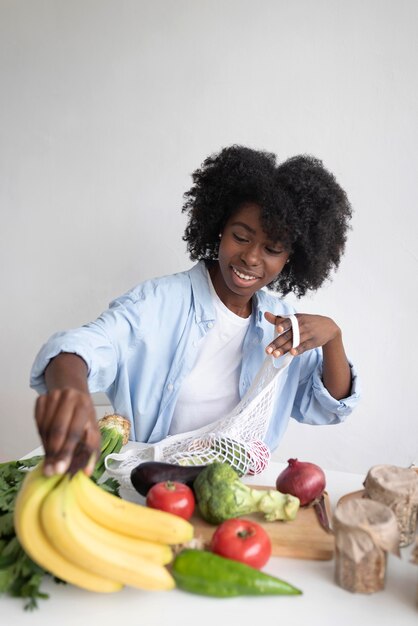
[30,261,360,451]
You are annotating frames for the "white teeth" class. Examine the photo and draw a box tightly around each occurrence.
[232,267,257,281]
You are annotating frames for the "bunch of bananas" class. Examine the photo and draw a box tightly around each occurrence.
[14,463,194,593]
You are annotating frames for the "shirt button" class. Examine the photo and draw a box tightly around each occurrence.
[167,383,174,391]
[207,322,214,329]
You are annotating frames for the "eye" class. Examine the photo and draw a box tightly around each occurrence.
[233,233,249,243]
[265,246,283,255]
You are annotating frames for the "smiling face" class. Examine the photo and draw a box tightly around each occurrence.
[209,203,290,316]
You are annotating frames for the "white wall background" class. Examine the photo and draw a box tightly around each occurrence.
[1,0,417,473]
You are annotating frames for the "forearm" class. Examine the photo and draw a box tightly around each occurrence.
[321,331,352,400]
[44,352,90,393]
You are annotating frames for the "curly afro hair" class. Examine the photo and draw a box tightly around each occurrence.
[182,145,352,297]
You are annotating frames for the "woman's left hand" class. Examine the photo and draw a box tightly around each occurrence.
[264,312,341,357]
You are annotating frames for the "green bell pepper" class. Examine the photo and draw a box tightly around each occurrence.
[172,549,302,597]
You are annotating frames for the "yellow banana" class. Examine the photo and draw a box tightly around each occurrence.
[14,463,122,594]
[41,475,175,591]
[71,470,194,544]
[47,476,172,564]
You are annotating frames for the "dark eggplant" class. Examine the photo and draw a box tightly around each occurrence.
[130,461,209,496]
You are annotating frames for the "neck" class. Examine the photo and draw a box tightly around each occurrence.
[208,263,252,318]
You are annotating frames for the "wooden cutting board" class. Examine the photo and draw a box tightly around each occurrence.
[191,486,335,561]
[337,489,365,506]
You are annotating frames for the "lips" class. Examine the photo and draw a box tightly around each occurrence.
[231,266,261,282]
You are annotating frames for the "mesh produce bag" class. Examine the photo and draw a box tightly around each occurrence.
[105,315,299,489]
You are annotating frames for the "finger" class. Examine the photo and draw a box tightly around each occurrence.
[35,393,69,472]
[274,339,296,357]
[35,392,60,443]
[290,339,314,356]
[42,393,77,460]
[265,323,295,354]
[56,405,97,475]
[42,415,77,476]
[42,394,91,476]
[266,336,294,356]
[264,311,288,331]
[34,394,48,435]
[264,311,277,326]
[82,423,101,476]
[277,319,296,339]
[267,320,304,354]
[278,317,296,336]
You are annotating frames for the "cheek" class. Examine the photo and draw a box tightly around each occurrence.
[218,240,236,262]
[267,258,288,277]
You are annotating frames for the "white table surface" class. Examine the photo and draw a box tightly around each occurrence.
[3,451,417,625]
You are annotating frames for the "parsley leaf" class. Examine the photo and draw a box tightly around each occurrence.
[0,456,50,609]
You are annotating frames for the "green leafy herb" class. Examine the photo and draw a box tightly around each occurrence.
[0,427,124,610]
[0,455,49,610]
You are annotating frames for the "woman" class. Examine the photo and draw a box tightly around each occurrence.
[31,145,359,476]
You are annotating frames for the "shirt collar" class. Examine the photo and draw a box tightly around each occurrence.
[189,261,266,339]
[189,261,216,325]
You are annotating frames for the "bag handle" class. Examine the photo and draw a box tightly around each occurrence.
[277,314,300,349]
[286,314,300,348]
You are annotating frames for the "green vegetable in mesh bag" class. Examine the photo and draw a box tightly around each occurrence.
[173,435,251,476]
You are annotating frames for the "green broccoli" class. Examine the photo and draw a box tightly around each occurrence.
[193,462,300,524]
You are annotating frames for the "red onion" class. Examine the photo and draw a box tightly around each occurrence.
[276,458,326,506]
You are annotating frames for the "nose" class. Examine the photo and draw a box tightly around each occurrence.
[241,243,261,266]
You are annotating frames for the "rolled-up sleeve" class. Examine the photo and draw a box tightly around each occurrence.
[291,351,360,425]
[30,297,139,395]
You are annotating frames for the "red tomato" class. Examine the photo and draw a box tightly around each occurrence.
[209,518,272,569]
[146,481,195,520]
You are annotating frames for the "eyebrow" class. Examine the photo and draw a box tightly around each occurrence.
[230,221,256,235]
[231,221,287,250]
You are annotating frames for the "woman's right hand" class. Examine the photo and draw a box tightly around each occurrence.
[35,388,100,476]
[35,353,101,476]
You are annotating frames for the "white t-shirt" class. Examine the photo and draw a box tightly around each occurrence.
[168,275,251,435]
